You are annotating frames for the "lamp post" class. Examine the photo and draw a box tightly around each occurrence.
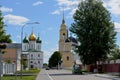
[20,22,40,80]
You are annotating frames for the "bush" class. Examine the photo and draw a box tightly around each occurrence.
[81,69,88,72]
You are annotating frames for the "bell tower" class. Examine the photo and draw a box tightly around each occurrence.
[59,11,68,52]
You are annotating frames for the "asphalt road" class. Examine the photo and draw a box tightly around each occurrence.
[36,69,120,80]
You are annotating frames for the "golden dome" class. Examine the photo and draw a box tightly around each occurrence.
[29,32,36,41]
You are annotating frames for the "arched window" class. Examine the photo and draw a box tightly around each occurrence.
[62,33,65,39]
[24,45,26,50]
[31,54,33,59]
[38,54,40,57]
[38,61,40,64]
[67,56,69,61]
[38,45,39,49]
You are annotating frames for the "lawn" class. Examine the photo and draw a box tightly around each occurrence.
[2,69,40,80]
[2,75,36,80]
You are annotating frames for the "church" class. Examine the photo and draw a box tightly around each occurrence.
[59,14,81,68]
[22,31,43,69]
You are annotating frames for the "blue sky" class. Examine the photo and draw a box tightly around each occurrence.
[0,0,120,63]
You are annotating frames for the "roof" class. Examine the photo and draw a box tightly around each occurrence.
[6,43,21,48]
[65,37,78,43]
[29,32,36,41]
[36,37,42,43]
[23,36,29,43]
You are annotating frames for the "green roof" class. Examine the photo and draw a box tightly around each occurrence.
[36,37,42,43]
[23,36,29,43]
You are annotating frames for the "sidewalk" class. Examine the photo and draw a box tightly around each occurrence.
[36,69,51,80]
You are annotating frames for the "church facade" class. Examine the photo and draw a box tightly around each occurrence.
[22,31,43,69]
[59,16,81,68]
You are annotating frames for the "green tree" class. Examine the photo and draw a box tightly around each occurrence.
[0,10,12,44]
[5,58,11,64]
[70,0,116,66]
[48,51,61,68]
[109,46,120,60]
[22,60,28,69]
[0,9,12,80]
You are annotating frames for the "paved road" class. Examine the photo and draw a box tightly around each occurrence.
[36,69,51,80]
[36,69,120,80]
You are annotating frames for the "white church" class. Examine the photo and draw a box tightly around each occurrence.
[22,31,43,69]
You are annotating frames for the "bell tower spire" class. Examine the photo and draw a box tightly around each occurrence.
[62,8,65,24]
[59,8,68,52]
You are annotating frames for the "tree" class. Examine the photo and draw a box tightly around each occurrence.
[0,9,12,79]
[22,59,28,69]
[70,0,116,66]
[109,45,120,60]
[0,10,12,44]
[48,51,61,68]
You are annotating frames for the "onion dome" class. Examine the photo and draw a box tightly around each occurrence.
[23,36,29,43]
[36,37,42,43]
[29,32,36,41]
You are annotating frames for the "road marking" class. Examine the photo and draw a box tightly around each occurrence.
[45,70,54,80]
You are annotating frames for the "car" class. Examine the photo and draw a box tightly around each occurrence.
[46,67,50,70]
[72,64,82,74]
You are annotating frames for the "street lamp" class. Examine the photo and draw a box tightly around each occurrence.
[20,22,40,80]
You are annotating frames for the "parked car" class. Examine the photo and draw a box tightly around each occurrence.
[46,67,50,70]
[72,64,82,74]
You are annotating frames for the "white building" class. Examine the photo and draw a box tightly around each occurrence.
[22,31,43,69]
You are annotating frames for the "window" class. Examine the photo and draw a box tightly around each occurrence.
[38,45,40,50]
[38,54,40,57]
[62,33,65,39]
[31,54,33,59]
[31,61,33,63]
[24,45,27,50]
[38,61,40,64]
[31,44,34,49]
[67,56,69,61]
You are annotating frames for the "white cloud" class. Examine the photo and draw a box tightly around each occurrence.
[54,0,120,18]
[114,22,120,32]
[51,10,60,15]
[57,0,79,6]
[12,40,17,43]
[52,0,79,17]
[4,14,29,25]
[102,0,120,15]
[0,6,13,12]
[33,1,43,6]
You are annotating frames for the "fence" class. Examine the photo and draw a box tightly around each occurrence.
[87,59,120,73]
[2,63,16,75]
[102,59,120,73]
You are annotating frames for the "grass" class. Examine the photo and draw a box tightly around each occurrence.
[2,69,40,80]
[17,69,40,74]
[2,75,36,80]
